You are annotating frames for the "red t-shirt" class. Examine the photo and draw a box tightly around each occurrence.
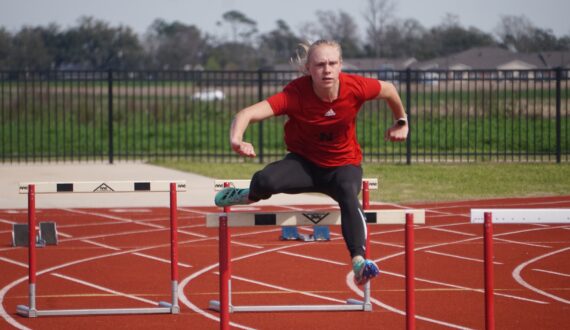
[266,72,381,167]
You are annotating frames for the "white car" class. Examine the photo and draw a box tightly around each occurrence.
[192,89,224,101]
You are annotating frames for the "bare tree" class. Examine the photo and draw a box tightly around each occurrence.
[362,0,396,57]
[145,19,207,70]
[313,10,362,57]
[495,14,561,52]
[221,10,258,44]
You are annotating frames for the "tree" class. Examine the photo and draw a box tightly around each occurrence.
[145,19,207,70]
[221,10,258,44]
[423,13,495,58]
[11,26,54,70]
[314,10,362,57]
[257,20,302,66]
[61,16,143,70]
[495,15,563,52]
[362,0,396,57]
[380,18,426,58]
[0,28,13,69]
[205,42,259,70]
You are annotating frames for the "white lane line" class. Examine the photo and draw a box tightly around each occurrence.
[132,252,192,268]
[0,256,28,268]
[380,269,547,304]
[178,229,208,238]
[345,272,474,329]
[51,273,158,305]
[425,250,503,265]
[82,238,192,268]
[110,209,151,213]
[57,230,73,238]
[232,241,263,249]
[513,247,570,304]
[532,268,570,278]
[62,208,165,229]
[494,237,551,248]
[227,273,346,303]
[277,251,347,266]
[83,239,121,251]
[370,240,404,249]
[429,227,477,237]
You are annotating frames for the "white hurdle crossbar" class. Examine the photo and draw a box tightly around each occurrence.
[213,178,379,191]
[209,179,424,329]
[16,180,186,318]
[471,208,570,224]
[206,209,425,227]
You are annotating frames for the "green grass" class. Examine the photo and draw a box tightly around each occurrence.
[153,161,570,204]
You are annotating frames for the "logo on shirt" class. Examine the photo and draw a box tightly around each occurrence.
[324,109,336,117]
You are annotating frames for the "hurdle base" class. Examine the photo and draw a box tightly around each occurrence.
[16,304,177,317]
[346,298,373,312]
[208,299,370,312]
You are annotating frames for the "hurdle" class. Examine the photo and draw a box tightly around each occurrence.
[16,180,186,317]
[209,179,424,329]
[471,208,570,330]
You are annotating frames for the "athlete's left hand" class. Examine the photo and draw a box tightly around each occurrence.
[384,124,408,142]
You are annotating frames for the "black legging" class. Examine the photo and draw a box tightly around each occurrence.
[249,153,367,258]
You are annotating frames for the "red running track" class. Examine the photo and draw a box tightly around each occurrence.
[1,196,570,329]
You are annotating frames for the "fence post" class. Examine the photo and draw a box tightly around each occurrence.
[107,69,114,164]
[555,67,562,164]
[257,69,264,164]
[405,68,412,165]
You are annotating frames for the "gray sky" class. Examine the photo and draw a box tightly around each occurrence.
[1,0,569,38]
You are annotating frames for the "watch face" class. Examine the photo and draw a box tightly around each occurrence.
[397,119,407,126]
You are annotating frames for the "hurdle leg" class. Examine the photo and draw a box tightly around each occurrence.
[16,184,38,317]
[405,213,415,330]
[159,183,180,313]
[220,182,232,330]
[362,180,372,310]
[484,212,495,330]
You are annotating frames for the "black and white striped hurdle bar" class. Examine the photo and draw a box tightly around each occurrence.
[19,181,187,194]
[206,209,425,227]
[213,178,379,191]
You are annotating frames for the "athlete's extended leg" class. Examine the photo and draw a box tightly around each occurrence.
[249,153,319,201]
[324,165,379,285]
[214,153,318,207]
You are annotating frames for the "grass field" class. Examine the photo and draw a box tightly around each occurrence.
[154,161,570,204]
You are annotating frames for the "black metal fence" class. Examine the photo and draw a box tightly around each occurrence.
[1,69,568,164]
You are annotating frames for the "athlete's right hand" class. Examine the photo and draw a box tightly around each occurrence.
[231,141,256,157]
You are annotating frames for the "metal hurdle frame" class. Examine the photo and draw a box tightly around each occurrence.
[208,179,424,329]
[16,180,186,317]
[471,208,570,330]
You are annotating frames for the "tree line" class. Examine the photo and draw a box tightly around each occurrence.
[1,0,569,71]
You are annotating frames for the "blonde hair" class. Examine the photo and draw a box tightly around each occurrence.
[290,39,343,75]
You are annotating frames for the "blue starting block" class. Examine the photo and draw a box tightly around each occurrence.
[280,226,330,241]
[313,226,330,241]
[280,226,300,240]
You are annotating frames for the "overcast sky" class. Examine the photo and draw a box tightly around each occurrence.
[1,0,569,38]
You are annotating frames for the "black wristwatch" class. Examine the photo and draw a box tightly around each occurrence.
[396,117,407,126]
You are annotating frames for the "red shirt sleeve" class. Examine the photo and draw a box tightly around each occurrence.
[266,83,300,116]
[355,75,382,101]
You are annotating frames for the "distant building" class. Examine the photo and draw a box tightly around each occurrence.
[267,47,569,80]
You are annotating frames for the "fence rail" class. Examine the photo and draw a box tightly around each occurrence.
[1,69,568,164]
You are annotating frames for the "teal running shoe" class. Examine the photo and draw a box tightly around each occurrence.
[214,187,251,207]
[352,256,380,286]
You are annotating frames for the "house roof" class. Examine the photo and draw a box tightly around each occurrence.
[342,57,417,70]
[411,47,546,70]
[268,47,570,71]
